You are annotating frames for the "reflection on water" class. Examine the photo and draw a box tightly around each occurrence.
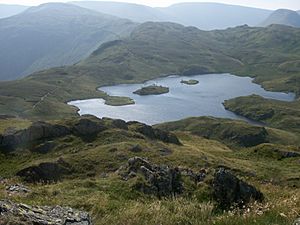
[68,73,295,125]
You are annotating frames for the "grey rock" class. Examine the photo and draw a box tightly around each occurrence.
[180,168,207,183]
[212,168,264,209]
[72,118,106,136]
[128,121,181,145]
[122,157,183,197]
[0,200,92,225]
[0,122,70,151]
[294,218,300,225]
[6,184,30,194]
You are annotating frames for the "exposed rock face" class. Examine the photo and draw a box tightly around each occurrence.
[0,200,92,225]
[16,158,72,183]
[6,184,30,195]
[128,121,181,145]
[32,141,56,154]
[180,168,207,184]
[72,118,106,136]
[0,116,180,153]
[0,122,70,151]
[120,157,183,198]
[212,168,264,209]
[294,218,300,225]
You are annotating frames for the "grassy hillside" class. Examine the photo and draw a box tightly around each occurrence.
[0,22,298,122]
[155,116,300,148]
[224,95,300,133]
[0,116,299,224]
[0,22,300,120]
[0,3,137,80]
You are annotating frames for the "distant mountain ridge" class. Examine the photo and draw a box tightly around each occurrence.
[0,4,29,19]
[261,9,300,27]
[71,1,272,30]
[0,3,137,80]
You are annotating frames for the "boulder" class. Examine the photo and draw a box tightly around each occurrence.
[128,121,181,145]
[121,157,183,197]
[0,200,92,225]
[6,184,30,194]
[180,168,207,184]
[129,144,143,153]
[212,168,263,209]
[294,218,300,225]
[111,119,128,130]
[72,118,106,136]
[16,158,72,183]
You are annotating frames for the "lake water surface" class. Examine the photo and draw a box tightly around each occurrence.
[68,74,295,125]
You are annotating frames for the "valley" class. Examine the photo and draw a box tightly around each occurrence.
[0,2,299,225]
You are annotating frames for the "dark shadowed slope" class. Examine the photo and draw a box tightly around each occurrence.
[72,1,271,30]
[0,4,29,19]
[260,9,300,27]
[0,3,137,80]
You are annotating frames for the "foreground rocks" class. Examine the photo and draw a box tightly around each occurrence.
[0,200,92,225]
[6,184,30,195]
[212,168,264,209]
[120,157,183,198]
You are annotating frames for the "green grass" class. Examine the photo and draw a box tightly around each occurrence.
[0,119,299,224]
[0,23,299,120]
[224,95,300,133]
[105,96,135,106]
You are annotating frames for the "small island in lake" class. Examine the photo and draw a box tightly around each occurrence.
[181,79,199,85]
[133,85,169,96]
[105,96,135,106]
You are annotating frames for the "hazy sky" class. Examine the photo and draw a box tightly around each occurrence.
[0,0,299,10]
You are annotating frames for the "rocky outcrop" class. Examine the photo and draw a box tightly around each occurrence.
[0,200,92,225]
[72,118,106,136]
[120,157,183,198]
[16,158,72,183]
[294,218,300,225]
[180,168,207,184]
[128,121,181,145]
[212,168,264,209]
[0,116,180,152]
[6,184,30,195]
[0,122,70,151]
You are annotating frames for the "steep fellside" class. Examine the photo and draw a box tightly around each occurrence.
[260,9,300,27]
[0,3,137,80]
[0,22,299,120]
